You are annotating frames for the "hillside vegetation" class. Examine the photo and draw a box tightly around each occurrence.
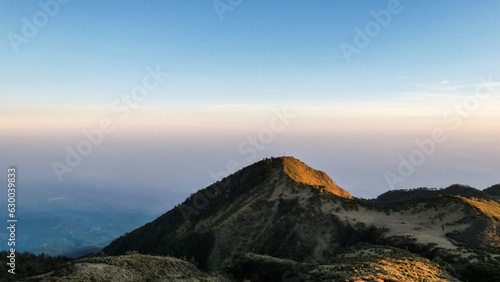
[26,254,224,281]
[376,184,493,203]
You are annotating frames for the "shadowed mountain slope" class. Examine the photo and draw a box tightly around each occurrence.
[102,157,353,268]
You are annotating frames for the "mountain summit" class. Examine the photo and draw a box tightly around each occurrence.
[103,157,353,268]
[243,156,352,198]
[279,156,352,198]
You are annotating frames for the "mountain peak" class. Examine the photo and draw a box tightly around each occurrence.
[260,156,353,199]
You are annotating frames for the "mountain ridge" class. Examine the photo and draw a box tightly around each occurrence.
[485,184,500,198]
[97,156,500,281]
[376,184,495,204]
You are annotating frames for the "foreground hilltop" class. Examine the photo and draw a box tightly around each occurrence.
[25,254,224,281]
[26,157,500,281]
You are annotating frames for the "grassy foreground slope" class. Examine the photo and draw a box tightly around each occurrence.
[26,254,224,281]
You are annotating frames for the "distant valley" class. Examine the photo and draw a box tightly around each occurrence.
[0,210,156,258]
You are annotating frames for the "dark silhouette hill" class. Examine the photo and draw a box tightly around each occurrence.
[485,184,500,198]
[376,184,492,204]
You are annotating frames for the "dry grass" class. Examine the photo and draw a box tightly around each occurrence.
[281,157,352,198]
[460,197,500,220]
[307,244,460,282]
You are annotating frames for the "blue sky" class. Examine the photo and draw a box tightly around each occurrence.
[1,0,499,106]
[1,0,500,206]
